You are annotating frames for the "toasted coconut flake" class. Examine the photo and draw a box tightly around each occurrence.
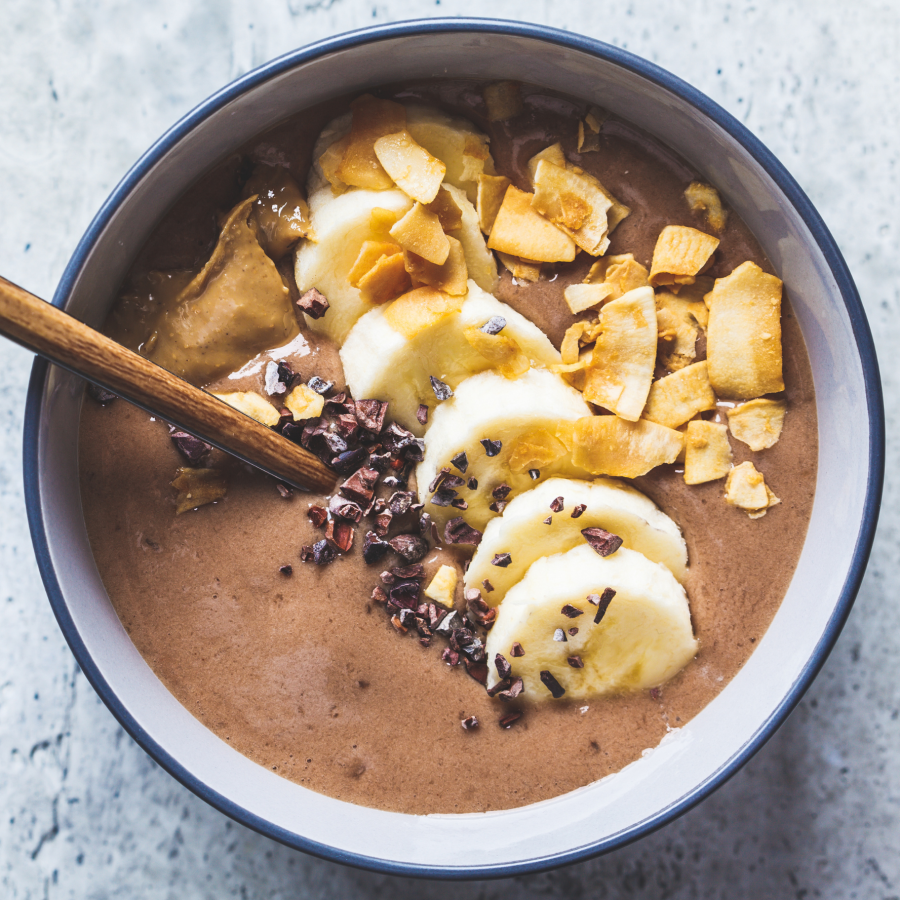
[382,286,465,339]
[319,134,351,195]
[488,185,576,263]
[424,564,458,609]
[356,250,411,305]
[284,384,326,421]
[684,420,733,484]
[348,240,402,286]
[532,160,613,255]
[336,95,407,190]
[584,253,651,300]
[507,427,568,473]
[389,202,450,265]
[684,181,728,233]
[476,174,511,235]
[585,105,608,133]
[212,390,280,427]
[577,119,600,153]
[496,252,542,283]
[649,225,720,289]
[655,281,712,371]
[404,235,468,295]
[560,322,588,365]
[564,283,613,314]
[577,169,631,233]
[725,461,780,518]
[425,186,463,232]
[727,398,787,451]
[706,261,784,399]
[463,326,530,378]
[572,415,684,478]
[583,286,657,421]
[643,361,717,430]
[483,81,523,121]
[373,129,446,203]
[171,467,227,515]
[527,143,567,184]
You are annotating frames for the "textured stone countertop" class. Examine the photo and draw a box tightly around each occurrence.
[1,1,898,897]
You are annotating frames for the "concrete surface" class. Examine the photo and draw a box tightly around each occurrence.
[1,1,898,897]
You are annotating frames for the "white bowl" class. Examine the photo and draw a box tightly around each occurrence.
[23,19,884,878]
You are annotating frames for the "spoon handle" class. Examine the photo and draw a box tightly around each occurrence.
[0,276,336,493]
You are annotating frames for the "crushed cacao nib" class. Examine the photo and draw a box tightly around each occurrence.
[381,422,422,458]
[307,376,333,395]
[353,399,389,433]
[334,413,360,441]
[550,496,565,513]
[450,451,468,473]
[450,498,468,510]
[169,431,212,465]
[464,659,489,685]
[495,653,512,680]
[428,467,452,493]
[300,546,314,562]
[529,468,540,480]
[467,477,478,490]
[388,580,420,609]
[388,533,429,562]
[480,315,507,335]
[486,677,511,698]
[491,553,512,568]
[442,646,460,666]
[444,517,483,545]
[492,483,512,501]
[367,450,391,472]
[392,564,425,581]
[340,467,380,504]
[300,417,327,449]
[430,488,457,507]
[543,516,552,525]
[380,570,398,586]
[650,687,661,701]
[276,482,293,499]
[87,383,118,405]
[465,593,497,628]
[540,670,566,698]
[276,359,295,387]
[497,676,524,701]
[279,565,293,576]
[329,495,363,522]
[416,404,429,426]
[332,447,368,474]
[325,519,355,552]
[499,711,523,728]
[510,642,524,657]
[307,505,328,528]
[593,587,616,624]
[390,614,407,633]
[303,539,338,566]
[582,527,624,557]
[480,438,502,457]
[561,604,584,618]
[297,287,329,318]
[430,376,454,400]
[371,586,388,604]
[488,500,507,514]
[388,491,415,515]
[571,504,587,519]
[461,716,480,731]
[567,656,584,669]
[463,587,482,604]
[435,611,459,635]
[418,511,439,542]
[382,475,402,488]
[323,432,348,456]
[323,392,350,414]
[373,510,392,537]
[281,421,304,444]
[276,409,293,432]
[265,360,287,396]
[362,531,391,564]
[482,579,494,593]
[568,627,579,636]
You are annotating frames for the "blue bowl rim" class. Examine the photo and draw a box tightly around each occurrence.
[22,16,884,880]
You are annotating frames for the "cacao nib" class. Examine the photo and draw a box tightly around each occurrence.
[543,516,552,525]
[499,711,523,728]
[389,580,420,609]
[416,404,429,426]
[307,376,333,395]
[353,399,389,433]
[450,498,468,510]
[332,447,368,474]
[367,451,391,472]
[492,484,512,502]
[86,383,117,405]
[480,315,507,335]
[467,477,478,490]
[276,409,293,432]
[495,653,512,680]
[371,586,388,604]
[486,677,512,698]
[282,422,304,444]
[392,564,425,581]
[497,676,524,701]
[323,392,350,414]
[460,716,479,731]
[170,431,211,465]
[297,287,329,318]
[480,438,502,457]
[582,527,624,557]
[491,553,512,567]
[340,467,380,504]
[592,587,616,624]
[306,539,337,566]
[329,495,362,523]
[362,531,391,564]
[374,510,392,537]
[464,659,489,685]
[300,417,327,449]
[325,519,354,552]
[390,614,407,633]
[430,488,457,507]
[561,604,584,618]
[488,500,507,514]
[568,627,579,636]
[571,504,587,519]
[482,579,494,593]
[444,517,483,546]
[323,432,348,456]
[567,656,584,669]
[388,491,415,515]
[430,376,453,400]
[380,570,398,586]
[276,482,293,499]
[307,505,328,528]
[550,496,565,513]
[650,687,661,701]
[510,642,524,657]
[276,360,295,388]
[450,451,468,473]
[419,512,439,543]
[529,468,540,480]
[428,467,452,493]
[540,670,566,698]
[279,565,293,576]
[265,361,287,395]
[335,413,360,441]
[435,611,459,635]
[442,646,460,666]
[388,534,429,562]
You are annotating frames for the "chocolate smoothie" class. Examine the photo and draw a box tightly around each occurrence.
[78,82,817,814]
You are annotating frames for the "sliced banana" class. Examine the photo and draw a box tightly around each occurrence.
[416,369,592,533]
[466,477,687,604]
[294,188,413,344]
[341,280,560,434]
[484,545,698,699]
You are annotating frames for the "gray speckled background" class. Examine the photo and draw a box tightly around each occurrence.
[1,1,898,897]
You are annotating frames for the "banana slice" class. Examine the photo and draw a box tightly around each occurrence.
[416,369,592,533]
[341,280,560,434]
[484,545,698,699]
[466,477,687,603]
[294,188,413,343]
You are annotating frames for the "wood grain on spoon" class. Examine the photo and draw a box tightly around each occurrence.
[0,276,336,493]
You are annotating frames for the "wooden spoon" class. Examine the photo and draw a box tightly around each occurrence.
[0,276,336,493]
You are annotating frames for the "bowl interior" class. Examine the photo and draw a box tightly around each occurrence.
[26,23,879,876]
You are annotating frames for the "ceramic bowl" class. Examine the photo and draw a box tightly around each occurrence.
[23,19,883,878]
